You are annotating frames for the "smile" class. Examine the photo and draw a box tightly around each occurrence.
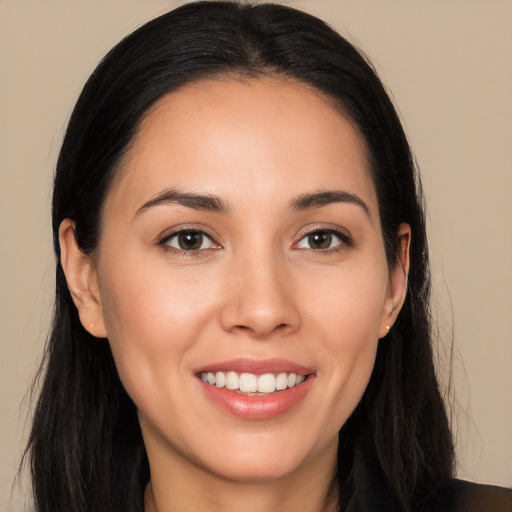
[197,362,315,420]
[200,371,306,395]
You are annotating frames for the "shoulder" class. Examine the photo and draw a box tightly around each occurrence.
[422,479,512,512]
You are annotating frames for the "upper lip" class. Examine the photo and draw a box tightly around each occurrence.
[194,358,314,376]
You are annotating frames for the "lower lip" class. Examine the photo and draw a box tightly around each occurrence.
[198,376,315,420]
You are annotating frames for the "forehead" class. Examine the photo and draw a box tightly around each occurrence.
[107,78,377,219]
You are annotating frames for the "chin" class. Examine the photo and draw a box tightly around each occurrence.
[204,454,306,484]
[194,433,332,484]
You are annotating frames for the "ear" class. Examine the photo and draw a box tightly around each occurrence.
[59,219,107,338]
[379,223,411,339]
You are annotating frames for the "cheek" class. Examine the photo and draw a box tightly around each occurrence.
[302,255,389,341]
[96,255,219,396]
[299,257,388,408]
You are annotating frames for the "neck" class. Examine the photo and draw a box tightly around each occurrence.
[143,442,338,512]
[145,476,338,512]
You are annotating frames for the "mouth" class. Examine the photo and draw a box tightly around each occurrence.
[199,371,307,395]
[195,359,315,420]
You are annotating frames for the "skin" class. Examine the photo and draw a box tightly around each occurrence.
[60,78,410,512]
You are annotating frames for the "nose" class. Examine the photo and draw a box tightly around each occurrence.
[219,252,300,339]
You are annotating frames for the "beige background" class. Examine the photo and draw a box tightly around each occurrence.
[1,1,511,510]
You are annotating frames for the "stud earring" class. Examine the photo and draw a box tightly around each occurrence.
[379,325,391,340]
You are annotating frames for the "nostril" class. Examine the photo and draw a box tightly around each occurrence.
[229,322,291,338]
[219,295,300,338]
[231,325,250,332]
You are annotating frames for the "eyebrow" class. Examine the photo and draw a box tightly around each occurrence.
[135,188,369,218]
[135,188,229,217]
[290,190,370,216]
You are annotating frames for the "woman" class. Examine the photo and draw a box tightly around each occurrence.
[24,2,511,511]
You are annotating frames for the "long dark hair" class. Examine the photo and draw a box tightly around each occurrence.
[25,2,454,511]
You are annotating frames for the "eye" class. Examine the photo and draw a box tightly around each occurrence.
[161,229,217,252]
[296,229,349,251]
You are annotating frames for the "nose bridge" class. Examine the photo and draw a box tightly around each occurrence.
[220,239,299,338]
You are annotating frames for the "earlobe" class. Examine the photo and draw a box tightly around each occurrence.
[379,223,411,339]
[59,219,107,338]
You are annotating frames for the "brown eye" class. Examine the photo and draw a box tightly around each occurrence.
[163,230,215,251]
[307,231,332,250]
[179,232,203,250]
[296,229,349,251]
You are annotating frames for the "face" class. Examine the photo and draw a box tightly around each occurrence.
[65,78,408,484]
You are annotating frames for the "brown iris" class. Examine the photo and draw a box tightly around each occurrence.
[177,231,204,250]
[307,231,332,250]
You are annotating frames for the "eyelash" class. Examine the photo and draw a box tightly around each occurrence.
[159,227,219,257]
[294,228,352,254]
[158,227,352,257]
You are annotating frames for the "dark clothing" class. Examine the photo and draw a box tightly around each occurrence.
[354,468,512,511]
[120,477,512,511]
[364,469,512,511]
[421,479,512,512]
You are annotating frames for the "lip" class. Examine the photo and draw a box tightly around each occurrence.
[195,358,316,420]
[194,357,314,375]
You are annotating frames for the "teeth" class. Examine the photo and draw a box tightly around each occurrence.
[239,373,257,393]
[275,372,288,390]
[225,371,239,390]
[199,371,307,393]
[215,371,225,388]
[257,373,275,393]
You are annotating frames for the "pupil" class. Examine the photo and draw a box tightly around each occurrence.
[178,232,202,250]
[309,231,331,249]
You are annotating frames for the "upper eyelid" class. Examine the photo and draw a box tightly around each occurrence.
[158,226,219,245]
[294,224,351,241]
[293,226,353,251]
[158,228,222,256]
